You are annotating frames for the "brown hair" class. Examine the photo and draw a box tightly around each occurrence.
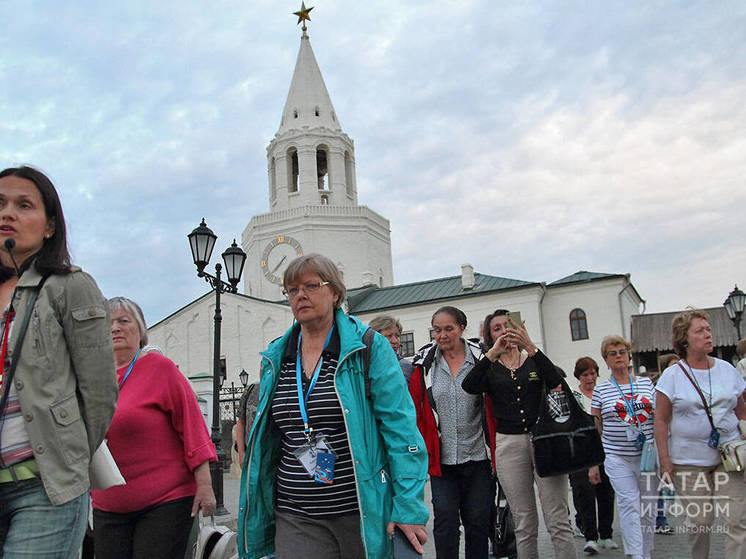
[482,309,510,347]
[573,356,599,379]
[658,353,680,371]
[671,309,710,357]
[283,253,346,309]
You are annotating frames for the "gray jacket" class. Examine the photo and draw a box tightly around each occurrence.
[7,264,118,505]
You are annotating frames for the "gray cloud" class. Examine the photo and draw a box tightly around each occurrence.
[2,0,744,325]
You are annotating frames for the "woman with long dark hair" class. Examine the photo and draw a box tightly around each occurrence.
[0,166,118,557]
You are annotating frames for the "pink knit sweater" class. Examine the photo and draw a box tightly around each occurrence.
[91,352,217,513]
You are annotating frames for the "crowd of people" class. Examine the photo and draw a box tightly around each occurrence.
[0,166,745,559]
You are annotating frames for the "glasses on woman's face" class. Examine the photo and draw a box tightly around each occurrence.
[606,349,628,357]
[282,281,330,299]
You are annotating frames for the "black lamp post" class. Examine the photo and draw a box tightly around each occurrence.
[188,218,246,516]
[724,285,745,340]
[239,368,249,387]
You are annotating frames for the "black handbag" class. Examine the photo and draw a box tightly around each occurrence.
[531,379,605,477]
[491,484,516,559]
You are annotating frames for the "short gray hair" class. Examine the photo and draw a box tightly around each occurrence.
[108,296,149,347]
[368,315,402,334]
[283,253,346,309]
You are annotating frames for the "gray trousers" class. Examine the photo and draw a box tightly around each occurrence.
[274,509,365,559]
[494,433,577,559]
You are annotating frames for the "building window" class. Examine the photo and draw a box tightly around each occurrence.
[570,308,589,341]
[316,146,329,190]
[400,332,415,357]
[287,148,298,192]
[314,106,320,117]
[320,194,329,205]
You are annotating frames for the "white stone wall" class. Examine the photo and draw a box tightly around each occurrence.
[355,285,546,358]
[542,278,643,385]
[149,276,642,396]
[147,292,295,387]
[241,205,393,300]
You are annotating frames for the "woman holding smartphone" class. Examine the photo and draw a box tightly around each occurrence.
[462,309,575,559]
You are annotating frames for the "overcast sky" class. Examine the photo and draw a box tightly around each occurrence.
[2,1,745,326]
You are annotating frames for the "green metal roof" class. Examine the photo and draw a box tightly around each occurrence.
[347,273,538,313]
[548,270,626,287]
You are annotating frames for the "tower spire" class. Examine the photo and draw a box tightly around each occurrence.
[293,2,313,37]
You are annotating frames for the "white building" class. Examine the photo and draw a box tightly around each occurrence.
[148,24,645,402]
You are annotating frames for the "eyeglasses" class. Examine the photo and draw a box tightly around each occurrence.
[606,349,628,357]
[282,281,330,298]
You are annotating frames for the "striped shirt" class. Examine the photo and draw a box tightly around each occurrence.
[592,377,655,456]
[271,327,358,517]
[0,307,34,468]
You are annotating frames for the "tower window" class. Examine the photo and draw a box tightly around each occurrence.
[570,308,589,341]
[287,148,299,193]
[314,106,320,117]
[270,157,277,201]
[316,146,329,190]
[293,109,298,119]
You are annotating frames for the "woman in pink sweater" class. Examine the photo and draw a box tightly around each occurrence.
[91,297,217,559]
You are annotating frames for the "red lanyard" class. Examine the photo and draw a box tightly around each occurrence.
[0,309,14,390]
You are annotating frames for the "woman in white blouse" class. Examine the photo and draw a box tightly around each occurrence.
[654,309,746,559]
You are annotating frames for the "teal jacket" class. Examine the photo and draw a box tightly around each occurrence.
[238,309,429,559]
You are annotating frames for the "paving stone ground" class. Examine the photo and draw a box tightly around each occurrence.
[221,472,743,558]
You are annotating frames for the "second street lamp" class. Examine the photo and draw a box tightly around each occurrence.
[188,218,246,516]
[724,285,745,340]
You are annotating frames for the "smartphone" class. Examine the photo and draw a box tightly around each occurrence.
[392,528,422,559]
[507,311,522,328]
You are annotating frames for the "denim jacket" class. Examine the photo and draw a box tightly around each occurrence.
[238,309,428,559]
[7,264,118,505]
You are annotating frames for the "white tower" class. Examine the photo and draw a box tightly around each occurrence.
[242,15,393,300]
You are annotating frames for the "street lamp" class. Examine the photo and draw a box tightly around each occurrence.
[724,285,745,340]
[188,218,246,516]
[239,368,249,387]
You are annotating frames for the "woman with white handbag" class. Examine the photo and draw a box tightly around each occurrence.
[654,309,746,559]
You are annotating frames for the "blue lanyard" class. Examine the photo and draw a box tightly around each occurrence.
[296,326,335,440]
[119,347,141,389]
[611,376,638,426]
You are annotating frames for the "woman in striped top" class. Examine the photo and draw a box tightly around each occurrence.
[590,336,656,559]
[238,254,429,559]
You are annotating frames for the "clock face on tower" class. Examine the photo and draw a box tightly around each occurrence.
[260,236,303,285]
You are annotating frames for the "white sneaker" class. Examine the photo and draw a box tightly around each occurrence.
[600,538,619,549]
[573,524,585,538]
[583,540,599,555]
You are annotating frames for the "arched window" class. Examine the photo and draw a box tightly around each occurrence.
[570,308,589,341]
[316,146,329,190]
[287,148,298,193]
[320,194,329,205]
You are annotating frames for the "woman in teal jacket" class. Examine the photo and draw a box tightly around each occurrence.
[238,254,428,559]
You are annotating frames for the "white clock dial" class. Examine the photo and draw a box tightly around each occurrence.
[260,236,303,285]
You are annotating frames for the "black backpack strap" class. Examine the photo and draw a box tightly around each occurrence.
[362,327,375,400]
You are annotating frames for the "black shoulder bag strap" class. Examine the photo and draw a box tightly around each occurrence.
[677,361,717,433]
[0,275,49,417]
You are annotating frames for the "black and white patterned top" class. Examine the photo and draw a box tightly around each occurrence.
[271,327,359,517]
